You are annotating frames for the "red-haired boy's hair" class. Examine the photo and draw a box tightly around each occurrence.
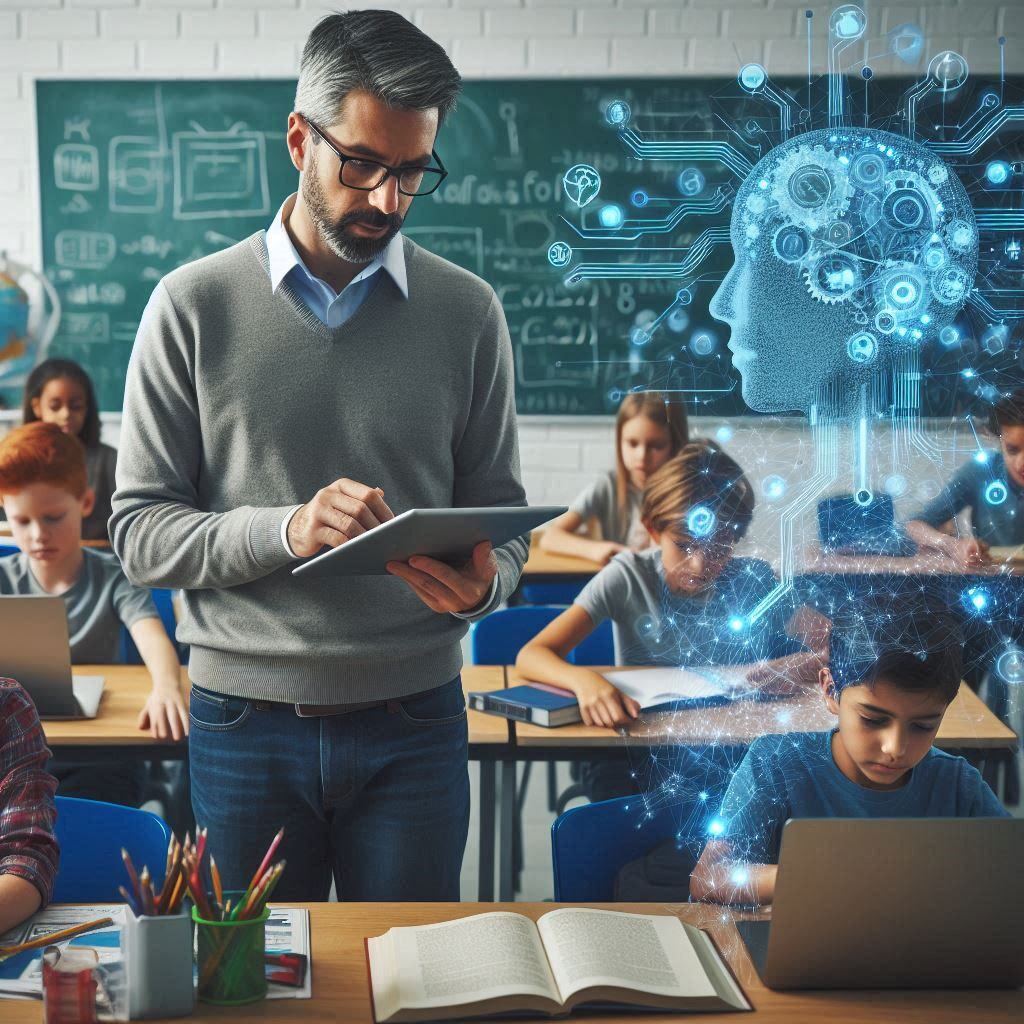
[0,422,88,498]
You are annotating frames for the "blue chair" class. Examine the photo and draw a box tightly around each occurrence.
[551,794,692,901]
[120,588,183,664]
[519,581,586,606]
[52,796,172,903]
[470,606,614,666]
[0,543,18,557]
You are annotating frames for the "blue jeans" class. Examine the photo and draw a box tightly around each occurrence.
[188,676,470,901]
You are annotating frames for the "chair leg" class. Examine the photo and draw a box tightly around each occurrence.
[546,762,559,812]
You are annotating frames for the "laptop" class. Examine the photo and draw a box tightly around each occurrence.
[1,596,105,719]
[736,818,1024,989]
[817,493,917,557]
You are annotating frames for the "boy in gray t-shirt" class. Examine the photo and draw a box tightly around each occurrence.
[0,423,189,804]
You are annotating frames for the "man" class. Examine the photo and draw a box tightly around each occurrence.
[111,10,527,901]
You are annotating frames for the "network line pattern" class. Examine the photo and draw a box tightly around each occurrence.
[546,5,1024,885]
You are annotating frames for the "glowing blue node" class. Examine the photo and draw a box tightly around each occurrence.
[562,163,601,208]
[982,324,1009,356]
[715,425,733,444]
[846,331,877,364]
[690,331,715,357]
[607,388,623,403]
[762,474,786,501]
[677,167,705,197]
[985,160,1011,185]
[630,326,652,347]
[728,616,746,633]
[738,63,767,92]
[995,648,1024,686]
[974,451,989,464]
[854,488,873,507]
[708,819,726,837]
[928,50,969,92]
[676,288,693,306]
[630,189,649,208]
[668,308,689,333]
[889,23,924,64]
[773,224,809,263]
[875,311,897,335]
[605,100,631,126]
[699,791,709,802]
[730,868,750,887]
[599,203,623,228]
[546,241,572,268]
[687,504,716,538]
[776,709,793,725]
[923,244,946,270]
[832,6,866,40]
[963,586,991,615]
[885,474,908,497]
[985,480,1008,506]
[635,614,657,638]
[939,325,960,347]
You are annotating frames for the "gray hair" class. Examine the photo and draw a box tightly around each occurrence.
[295,10,462,127]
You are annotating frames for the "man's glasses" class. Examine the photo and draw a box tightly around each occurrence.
[302,116,448,197]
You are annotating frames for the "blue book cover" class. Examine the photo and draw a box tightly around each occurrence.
[468,684,581,727]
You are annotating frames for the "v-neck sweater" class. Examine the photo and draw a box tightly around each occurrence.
[111,232,527,703]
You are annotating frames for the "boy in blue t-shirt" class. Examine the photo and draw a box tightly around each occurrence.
[689,596,1008,906]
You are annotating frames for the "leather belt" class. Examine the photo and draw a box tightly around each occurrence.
[292,698,396,718]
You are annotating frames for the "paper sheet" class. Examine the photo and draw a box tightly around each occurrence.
[601,666,751,710]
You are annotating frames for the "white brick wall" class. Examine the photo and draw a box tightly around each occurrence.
[0,0,1018,533]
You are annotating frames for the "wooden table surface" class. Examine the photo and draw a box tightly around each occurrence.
[521,545,603,578]
[507,667,1018,750]
[44,666,508,747]
[4,901,1018,1023]
[799,547,1024,577]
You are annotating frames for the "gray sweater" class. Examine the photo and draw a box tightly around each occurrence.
[111,233,527,703]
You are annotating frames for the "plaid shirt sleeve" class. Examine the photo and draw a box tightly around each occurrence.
[0,679,59,905]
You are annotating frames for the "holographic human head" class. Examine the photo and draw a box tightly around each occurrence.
[710,128,978,414]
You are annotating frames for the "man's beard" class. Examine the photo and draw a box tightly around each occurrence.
[303,163,403,264]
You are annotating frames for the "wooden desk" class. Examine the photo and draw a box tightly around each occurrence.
[522,546,603,578]
[508,667,1018,751]
[5,901,1019,1023]
[800,547,1024,577]
[43,666,511,901]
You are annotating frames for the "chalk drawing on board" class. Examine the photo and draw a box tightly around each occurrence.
[59,194,91,216]
[54,143,99,191]
[110,137,164,214]
[63,117,90,143]
[60,312,109,344]
[404,226,484,277]
[172,129,270,220]
[55,230,117,270]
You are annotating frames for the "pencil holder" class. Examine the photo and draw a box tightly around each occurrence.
[123,909,194,1019]
[192,895,269,1006]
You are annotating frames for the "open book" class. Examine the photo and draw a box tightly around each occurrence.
[367,908,750,1021]
[602,666,754,711]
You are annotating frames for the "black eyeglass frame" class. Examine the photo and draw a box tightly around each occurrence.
[301,116,448,197]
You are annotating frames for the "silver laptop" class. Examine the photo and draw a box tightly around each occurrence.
[736,818,1024,989]
[0,596,105,719]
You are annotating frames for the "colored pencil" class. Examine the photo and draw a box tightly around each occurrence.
[0,917,113,958]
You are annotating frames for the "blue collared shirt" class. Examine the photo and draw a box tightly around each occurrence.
[265,194,408,328]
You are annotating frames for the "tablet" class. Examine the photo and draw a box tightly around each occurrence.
[291,505,567,578]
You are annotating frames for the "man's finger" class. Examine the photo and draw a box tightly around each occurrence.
[329,479,395,522]
[387,562,457,607]
[321,498,375,536]
[407,555,478,603]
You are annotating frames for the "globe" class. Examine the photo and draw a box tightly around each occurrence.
[0,253,61,411]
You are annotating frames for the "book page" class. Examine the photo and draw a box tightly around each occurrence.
[602,666,750,709]
[538,908,717,1000]
[376,913,560,1012]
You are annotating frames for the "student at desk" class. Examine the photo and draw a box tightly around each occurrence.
[0,677,58,933]
[907,388,1024,567]
[0,424,188,804]
[539,393,689,564]
[518,441,827,801]
[690,596,1008,907]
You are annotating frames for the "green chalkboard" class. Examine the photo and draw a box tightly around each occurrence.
[37,77,759,414]
[38,75,977,415]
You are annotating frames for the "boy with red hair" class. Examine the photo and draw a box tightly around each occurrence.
[0,423,187,804]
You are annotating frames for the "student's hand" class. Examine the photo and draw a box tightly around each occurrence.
[288,479,394,559]
[138,682,189,741]
[742,662,805,697]
[386,540,497,614]
[951,537,991,568]
[592,541,628,565]
[573,673,641,728]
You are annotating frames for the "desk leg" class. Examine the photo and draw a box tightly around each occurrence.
[499,759,516,902]
[477,760,496,902]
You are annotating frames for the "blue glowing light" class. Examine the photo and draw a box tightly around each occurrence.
[715,425,733,444]
[985,161,1011,185]
[730,867,750,886]
[630,326,652,347]
[939,325,961,347]
[985,480,1008,506]
[599,204,624,228]
[708,819,726,837]
[728,616,746,633]
[698,791,709,802]
[630,189,649,208]
[974,451,989,464]
[762,474,786,501]
[676,288,693,306]
[687,504,716,538]
[562,163,601,208]
[605,100,631,126]
[738,63,767,91]
[677,167,705,197]
[995,648,1024,686]
[547,241,572,268]
[964,586,991,614]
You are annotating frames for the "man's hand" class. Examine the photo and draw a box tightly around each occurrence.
[288,479,394,559]
[387,540,497,614]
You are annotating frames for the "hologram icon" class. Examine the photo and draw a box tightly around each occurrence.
[562,164,601,208]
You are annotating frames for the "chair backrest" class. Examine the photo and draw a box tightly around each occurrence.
[551,794,690,901]
[0,543,19,557]
[53,796,172,903]
[518,581,586,605]
[120,588,182,664]
[470,606,614,667]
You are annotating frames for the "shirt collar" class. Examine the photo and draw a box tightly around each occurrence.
[265,193,408,299]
